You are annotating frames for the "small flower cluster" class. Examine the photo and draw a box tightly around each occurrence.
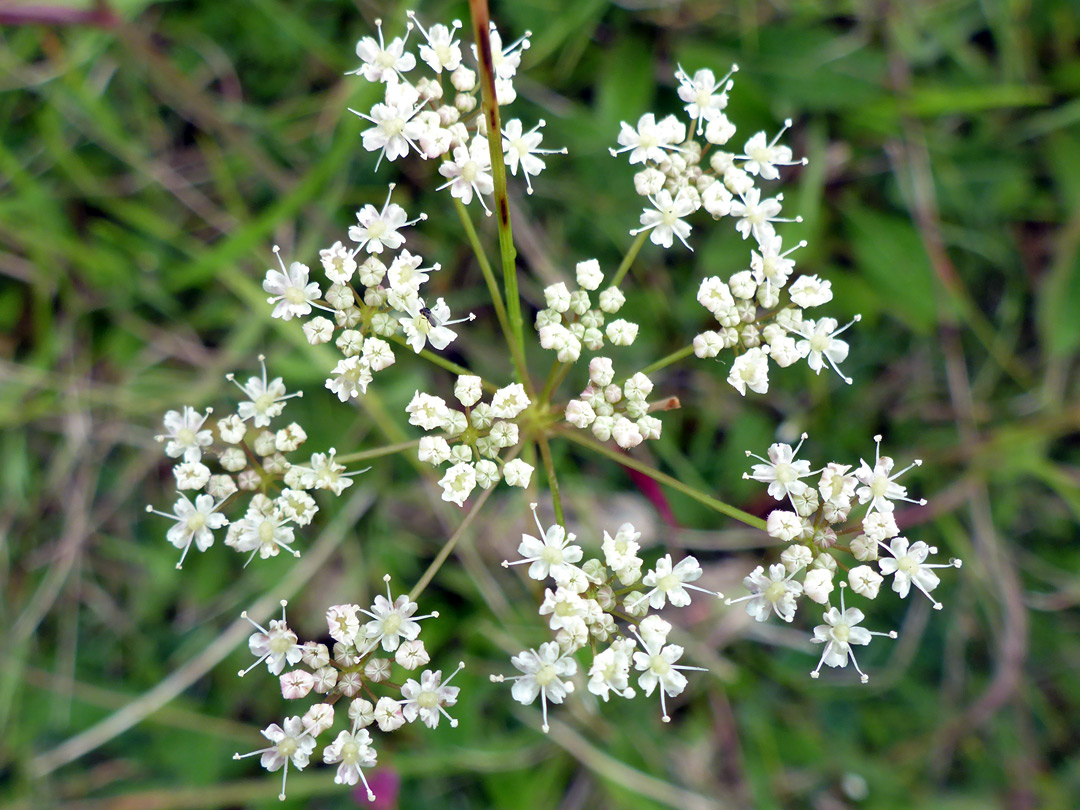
[264,183,478,406]
[492,505,720,728]
[234,581,462,802]
[534,259,636,363]
[611,64,856,396]
[407,380,535,506]
[349,13,563,211]
[563,357,663,449]
[726,434,962,682]
[147,358,364,567]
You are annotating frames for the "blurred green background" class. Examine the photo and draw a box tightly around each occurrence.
[2,0,1079,808]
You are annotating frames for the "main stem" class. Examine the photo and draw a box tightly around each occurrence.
[469,0,529,389]
[452,197,527,385]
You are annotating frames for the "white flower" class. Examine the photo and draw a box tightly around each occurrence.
[810,586,896,683]
[158,406,213,463]
[352,19,415,83]
[400,664,463,729]
[878,537,960,609]
[675,64,735,134]
[793,316,860,384]
[745,435,814,503]
[504,502,583,581]
[348,185,424,254]
[611,417,643,449]
[804,568,835,604]
[729,189,798,243]
[263,250,322,321]
[146,493,228,568]
[478,24,531,81]
[352,80,426,169]
[611,113,685,165]
[862,510,900,542]
[631,616,706,723]
[325,604,360,645]
[400,296,471,353]
[303,316,335,345]
[438,136,494,211]
[418,436,452,466]
[374,695,405,732]
[323,728,378,799]
[502,118,565,194]
[499,458,532,488]
[239,602,303,677]
[728,562,804,623]
[788,274,833,308]
[279,670,314,700]
[173,461,210,491]
[697,276,735,317]
[596,289,623,317]
[233,716,314,802]
[325,356,373,402]
[855,435,927,513]
[227,357,301,428]
[502,642,577,732]
[227,507,298,564]
[453,374,483,407]
[319,241,356,284]
[602,523,643,585]
[850,535,879,562]
[574,259,603,291]
[588,637,636,701]
[848,565,883,599]
[439,462,476,506]
[565,399,596,429]
[781,544,814,572]
[409,14,462,72]
[606,319,639,346]
[490,383,530,419]
[630,188,698,250]
[705,114,737,145]
[406,391,451,431]
[739,120,804,180]
[752,234,804,291]
[543,282,571,313]
[727,347,770,396]
[632,554,719,610]
[395,639,430,670]
[767,510,805,542]
[360,577,434,652]
[539,587,589,637]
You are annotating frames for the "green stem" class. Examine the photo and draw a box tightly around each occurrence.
[557,428,766,530]
[389,331,496,389]
[409,480,494,602]
[638,344,695,377]
[452,196,529,385]
[539,359,564,406]
[335,439,422,465]
[611,230,649,288]
[468,0,528,387]
[536,435,565,526]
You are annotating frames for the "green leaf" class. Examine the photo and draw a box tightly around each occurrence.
[843,205,942,334]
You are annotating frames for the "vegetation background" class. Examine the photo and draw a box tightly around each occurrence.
[2,0,1078,807]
